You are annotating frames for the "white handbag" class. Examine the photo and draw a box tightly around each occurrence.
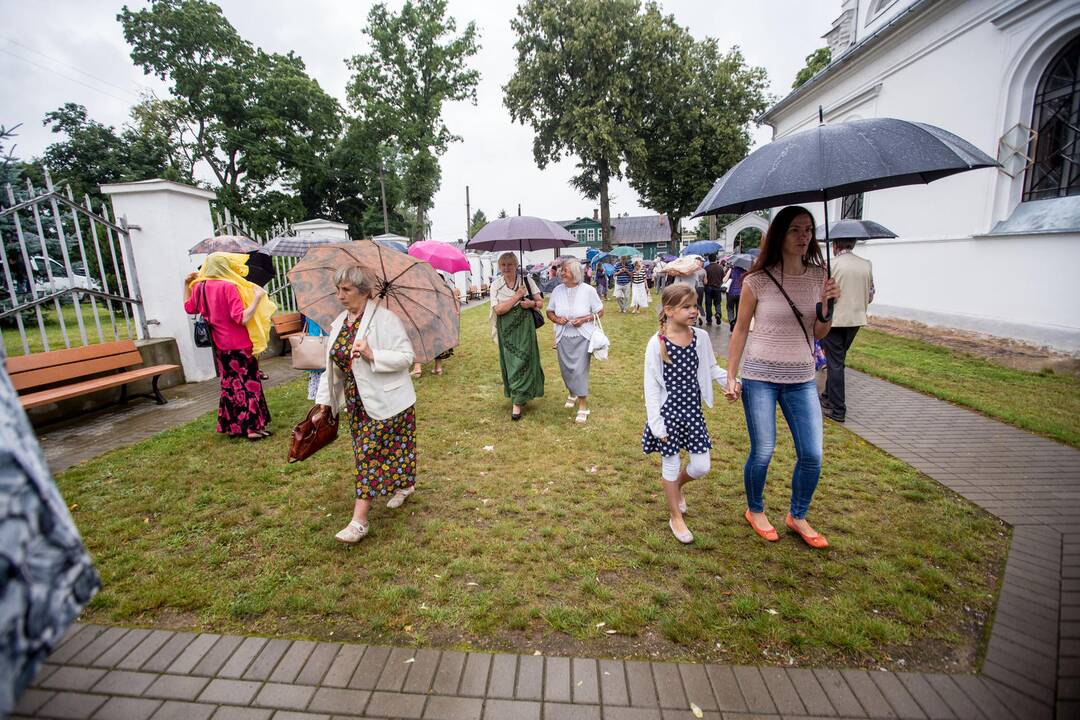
[587,314,610,361]
[289,335,327,370]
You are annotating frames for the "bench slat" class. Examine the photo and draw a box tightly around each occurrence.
[10,351,145,392]
[18,364,180,409]
[6,340,140,374]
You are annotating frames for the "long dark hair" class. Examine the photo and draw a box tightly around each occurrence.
[749,206,824,275]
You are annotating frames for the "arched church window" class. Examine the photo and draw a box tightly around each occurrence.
[1024,35,1080,201]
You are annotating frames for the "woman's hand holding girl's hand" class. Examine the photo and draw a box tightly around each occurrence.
[724,377,742,402]
[821,277,840,303]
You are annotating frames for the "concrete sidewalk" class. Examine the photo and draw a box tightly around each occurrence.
[14,356,1077,718]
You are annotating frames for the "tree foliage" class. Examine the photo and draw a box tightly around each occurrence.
[468,209,488,239]
[793,47,831,89]
[347,0,480,241]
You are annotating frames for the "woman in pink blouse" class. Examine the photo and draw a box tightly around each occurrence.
[726,207,839,549]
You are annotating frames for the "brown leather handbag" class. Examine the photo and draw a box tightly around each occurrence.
[287,406,339,463]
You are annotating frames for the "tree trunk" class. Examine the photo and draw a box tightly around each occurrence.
[413,200,426,242]
[599,159,611,252]
[668,215,681,256]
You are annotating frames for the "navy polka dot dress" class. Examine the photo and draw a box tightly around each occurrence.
[642,334,713,457]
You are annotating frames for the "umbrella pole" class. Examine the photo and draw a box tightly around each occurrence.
[817,198,834,323]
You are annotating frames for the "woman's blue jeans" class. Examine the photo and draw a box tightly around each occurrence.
[741,379,823,519]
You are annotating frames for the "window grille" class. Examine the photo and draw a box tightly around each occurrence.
[1024,35,1080,201]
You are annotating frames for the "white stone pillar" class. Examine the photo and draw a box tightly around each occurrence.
[100,180,218,382]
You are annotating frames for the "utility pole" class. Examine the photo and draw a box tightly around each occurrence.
[517,203,521,217]
[379,162,389,235]
[465,185,471,240]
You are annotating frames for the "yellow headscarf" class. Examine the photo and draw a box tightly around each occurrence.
[189,252,276,354]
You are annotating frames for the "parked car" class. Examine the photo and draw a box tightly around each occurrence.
[30,255,102,299]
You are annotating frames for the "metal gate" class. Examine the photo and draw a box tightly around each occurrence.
[0,169,146,357]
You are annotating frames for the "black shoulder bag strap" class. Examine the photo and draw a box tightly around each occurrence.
[762,268,814,354]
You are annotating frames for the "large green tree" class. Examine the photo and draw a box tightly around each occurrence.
[347,0,480,242]
[118,0,342,230]
[625,9,769,252]
[793,47,831,89]
[504,0,644,251]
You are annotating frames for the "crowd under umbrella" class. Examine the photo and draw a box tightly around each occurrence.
[287,241,459,364]
[692,112,998,320]
[188,234,262,255]
[465,216,578,273]
[815,218,898,242]
[262,234,341,257]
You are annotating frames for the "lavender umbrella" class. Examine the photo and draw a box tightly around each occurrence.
[465,216,578,273]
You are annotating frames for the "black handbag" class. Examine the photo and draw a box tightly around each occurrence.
[192,284,213,348]
[523,275,545,329]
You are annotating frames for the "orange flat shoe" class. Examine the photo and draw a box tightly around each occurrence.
[744,509,779,542]
[785,514,829,549]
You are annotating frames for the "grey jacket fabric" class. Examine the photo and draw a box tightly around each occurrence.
[0,347,100,716]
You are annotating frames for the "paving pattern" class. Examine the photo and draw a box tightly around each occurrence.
[12,340,1077,718]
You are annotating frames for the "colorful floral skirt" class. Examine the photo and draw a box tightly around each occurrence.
[347,393,417,499]
[213,347,271,437]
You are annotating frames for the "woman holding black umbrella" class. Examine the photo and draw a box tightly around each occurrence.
[726,207,839,549]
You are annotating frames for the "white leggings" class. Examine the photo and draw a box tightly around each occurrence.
[661,452,710,482]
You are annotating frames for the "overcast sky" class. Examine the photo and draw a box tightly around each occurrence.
[1,0,837,239]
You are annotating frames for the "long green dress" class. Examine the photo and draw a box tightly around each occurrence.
[496,304,545,405]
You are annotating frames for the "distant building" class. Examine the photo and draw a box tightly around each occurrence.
[558,210,673,260]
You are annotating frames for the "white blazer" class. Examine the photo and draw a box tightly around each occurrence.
[315,303,416,421]
[643,327,728,439]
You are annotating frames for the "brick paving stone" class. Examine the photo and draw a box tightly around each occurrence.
[143,674,210,701]
[49,626,105,664]
[487,654,517,699]
[92,696,163,720]
[599,708,662,720]
[149,700,216,720]
[268,712,330,720]
[70,627,130,666]
[981,658,1054,701]
[192,636,246,677]
[210,708,273,720]
[269,641,317,683]
[430,651,466,696]
[36,691,107,720]
[91,629,151,669]
[41,666,107,691]
[675,664,715,712]
[784,668,834,717]
[321,645,363,688]
[12,688,53,714]
[458,653,491,697]
[307,687,370,715]
[143,632,197,673]
[118,631,174,671]
[704,665,747,712]
[812,669,866,718]
[869,672,926,719]
[948,677,1013,720]
[243,639,292,681]
[482,698,541,720]
[543,702,602,720]
[375,646,415,692]
[599,660,629,707]
[573,658,601,705]
[165,633,220,675]
[198,678,263,706]
[842,670,898,719]
[364,690,426,719]
[894,673,956,719]
[923,674,982,720]
[253,682,315,710]
[731,667,775,715]
[982,677,1053,720]
[516,654,544,701]
[983,639,1056,687]
[422,695,483,720]
[349,646,390,690]
[295,644,340,686]
[545,656,572,703]
[218,637,268,679]
[650,663,685,709]
[757,667,805,716]
[31,663,59,687]
[625,661,659,708]
[402,648,441,694]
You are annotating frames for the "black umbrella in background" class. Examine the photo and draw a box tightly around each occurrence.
[244,250,275,287]
[815,219,898,241]
[692,111,998,320]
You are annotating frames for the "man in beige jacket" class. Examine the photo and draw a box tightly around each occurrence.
[820,239,874,422]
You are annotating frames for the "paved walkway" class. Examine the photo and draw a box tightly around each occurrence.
[12,354,1077,718]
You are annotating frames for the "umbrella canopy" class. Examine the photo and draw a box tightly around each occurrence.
[815,219,897,241]
[589,251,611,266]
[731,253,755,271]
[585,247,603,262]
[600,263,615,274]
[262,234,341,257]
[287,241,459,364]
[609,246,641,258]
[189,234,262,255]
[408,240,470,274]
[465,216,577,253]
[244,251,275,286]
[659,254,677,262]
[682,240,723,256]
[744,247,761,256]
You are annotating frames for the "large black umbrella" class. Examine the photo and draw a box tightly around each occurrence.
[815,219,897,241]
[692,113,997,319]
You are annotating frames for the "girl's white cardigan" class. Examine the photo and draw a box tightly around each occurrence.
[643,327,729,439]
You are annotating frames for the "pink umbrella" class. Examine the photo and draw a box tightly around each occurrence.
[407,240,471,274]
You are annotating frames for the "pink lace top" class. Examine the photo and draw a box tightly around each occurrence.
[740,265,825,384]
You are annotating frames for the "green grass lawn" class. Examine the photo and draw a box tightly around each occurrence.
[3,302,135,355]
[59,301,1007,671]
[848,329,1080,448]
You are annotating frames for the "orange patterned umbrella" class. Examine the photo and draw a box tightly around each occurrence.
[287,241,459,364]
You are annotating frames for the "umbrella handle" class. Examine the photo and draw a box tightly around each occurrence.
[816,299,834,323]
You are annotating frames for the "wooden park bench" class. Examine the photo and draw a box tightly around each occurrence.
[7,340,181,410]
[272,311,304,354]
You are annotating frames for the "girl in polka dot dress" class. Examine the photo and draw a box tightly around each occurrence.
[643,284,739,544]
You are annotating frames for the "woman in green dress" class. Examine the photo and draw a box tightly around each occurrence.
[489,252,545,420]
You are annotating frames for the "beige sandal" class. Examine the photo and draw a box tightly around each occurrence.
[387,486,414,509]
[564,396,578,409]
[575,409,591,424]
[335,520,368,544]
